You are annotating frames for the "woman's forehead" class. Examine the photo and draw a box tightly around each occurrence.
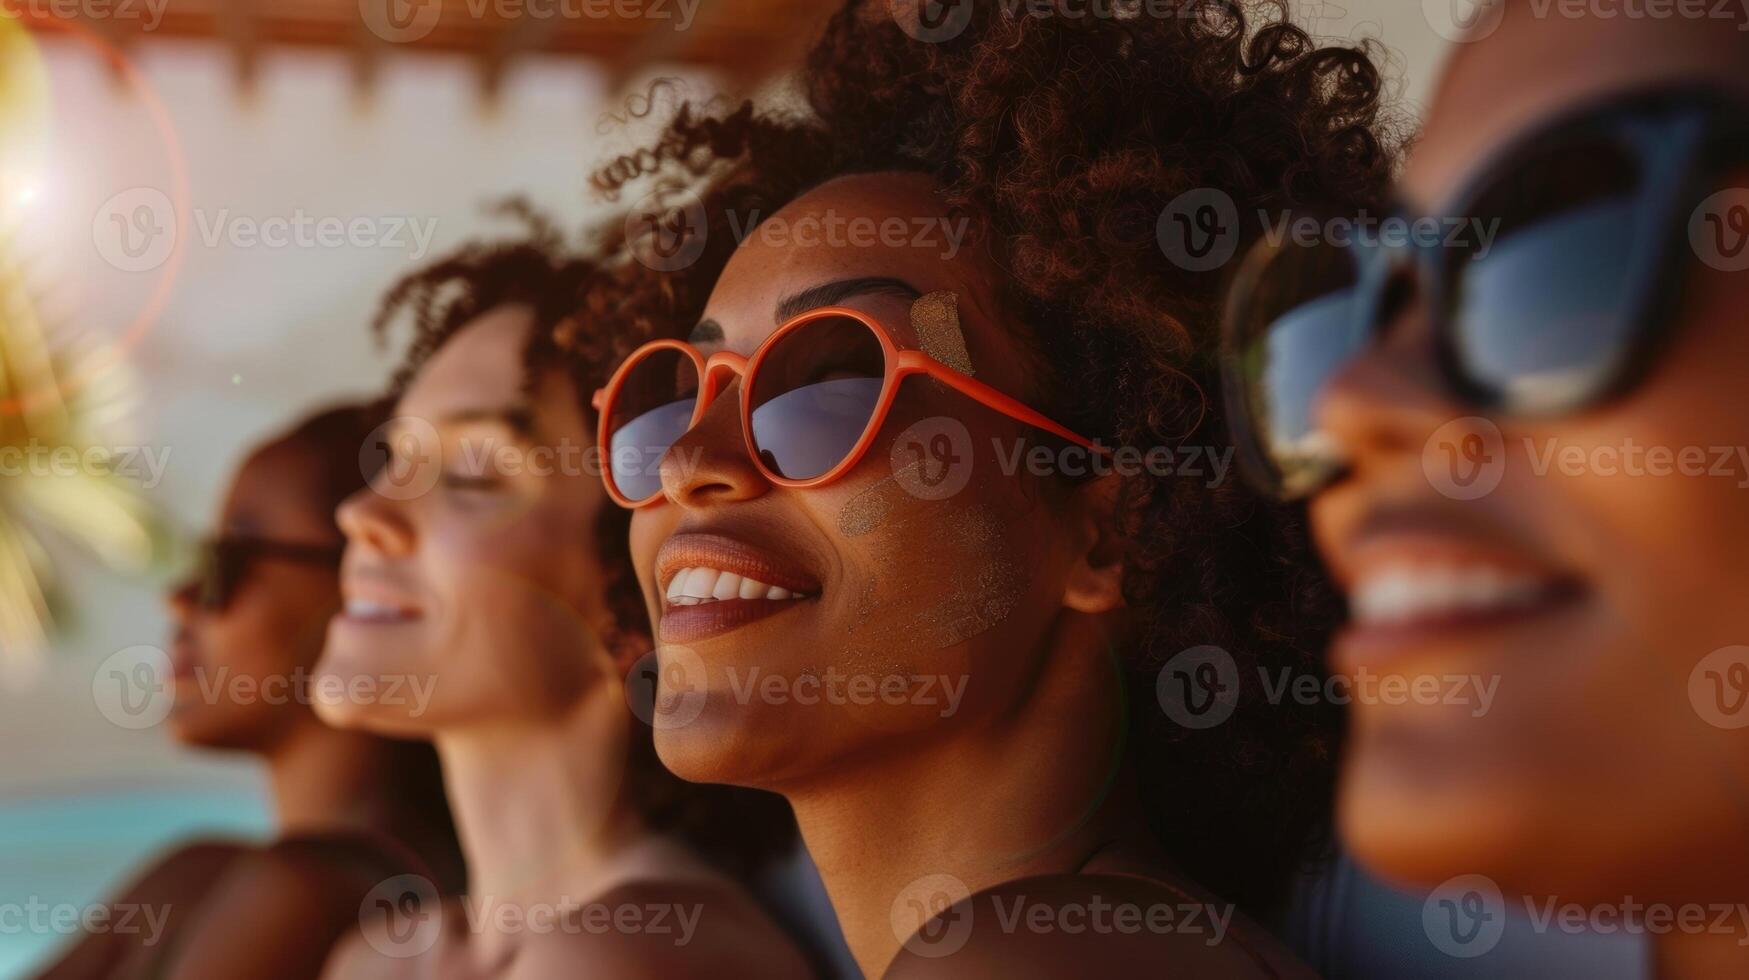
[1407,8,1749,209]
[698,172,1003,355]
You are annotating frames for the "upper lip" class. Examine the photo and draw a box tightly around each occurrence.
[655,531,822,599]
[340,566,425,613]
[1328,503,1570,595]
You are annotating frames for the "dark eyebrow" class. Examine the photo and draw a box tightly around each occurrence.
[689,319,724,343]
[773,277,923,324]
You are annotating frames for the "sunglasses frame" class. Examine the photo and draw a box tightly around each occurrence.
[195,535,344,611]
[1221,84,1749,501]
[593,304,1106,508]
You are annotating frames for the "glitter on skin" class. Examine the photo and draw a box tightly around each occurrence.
[910,291,975,377]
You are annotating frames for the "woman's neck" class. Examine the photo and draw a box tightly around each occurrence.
[266,722,407,835]
[433,699,647,905]
[784,617,1152,978]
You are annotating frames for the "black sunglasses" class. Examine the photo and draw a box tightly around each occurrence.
[192,536,343,611]
[1220,85,1749,501]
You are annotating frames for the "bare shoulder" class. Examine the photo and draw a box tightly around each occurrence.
[157,835,428,980]
[30,840,252,980]
[113,839,254,903]
[883,873,1314,980]
[506,877,815,980]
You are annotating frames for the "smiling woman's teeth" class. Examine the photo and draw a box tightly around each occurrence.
[1350,564,1552,626]
[666,567,806,605]
[345,598,412,621]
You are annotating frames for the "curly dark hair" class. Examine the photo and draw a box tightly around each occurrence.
[588,0,1400,913]
[368,203,797,879]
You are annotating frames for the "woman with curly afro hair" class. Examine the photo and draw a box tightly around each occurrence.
[588,1,1400,975]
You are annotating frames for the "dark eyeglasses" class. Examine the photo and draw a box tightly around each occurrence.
[1220,85,1749,501]
[191,536,343,611]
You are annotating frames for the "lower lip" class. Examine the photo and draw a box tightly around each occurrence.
[659,597,813,644]
[1332,585,1586,673]
[335,610,423,628]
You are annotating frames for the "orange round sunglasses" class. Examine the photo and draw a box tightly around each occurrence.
[591,305,1108,508]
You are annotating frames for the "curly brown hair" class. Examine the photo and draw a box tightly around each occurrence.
[587,0,1400,913]
[368,203,797,879]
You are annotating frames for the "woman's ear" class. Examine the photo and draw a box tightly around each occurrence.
[1061,472,1127,614]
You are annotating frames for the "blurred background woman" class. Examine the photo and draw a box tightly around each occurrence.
[37,403,463,979]
[1220,3,1749,976]
[314,218,815,979]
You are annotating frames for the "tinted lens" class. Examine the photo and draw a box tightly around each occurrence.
[1227,237,1372,498]
[747,315,886,481]
[1444,135,1645,412]
[196,541,237,610]
[607,347,700,502]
